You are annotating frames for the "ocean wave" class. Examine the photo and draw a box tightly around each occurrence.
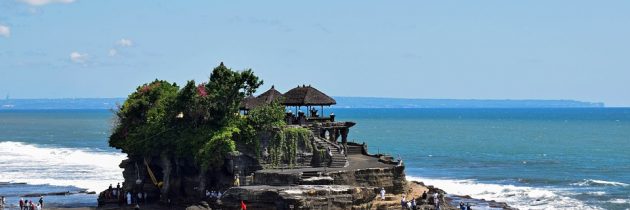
[585,191,607,196]
[571,179,629,187]
[408,176,602,210]
[608,198,630,204]
[0,141,126,192]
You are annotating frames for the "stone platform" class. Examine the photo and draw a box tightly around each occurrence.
[220,153,411,209]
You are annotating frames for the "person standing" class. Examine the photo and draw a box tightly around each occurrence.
[19,198,24,210]
[433,193,440,210]
[116,183,121,199]
[380,187,386,200]
[240,200,247,210]
[234,174,240,187]
[38,196,43,209]
[400,195,406,209]
[411,197,416,210]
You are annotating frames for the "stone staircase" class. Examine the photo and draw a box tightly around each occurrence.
[347,145,363,155]
[330,153,347,168]
[301,171,321,179]
[299,171,334,185]
[312,136,347,168]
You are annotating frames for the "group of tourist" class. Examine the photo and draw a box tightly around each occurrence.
[397,190,472,210]
[205,190,223,199]
[459,201,473,210]
[18,197,44,210]
[104,183,146,207]
[400,194,417,210]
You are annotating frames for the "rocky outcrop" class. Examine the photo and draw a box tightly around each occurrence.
[101,122,420,209]
[221,185,376,210]
[327,166,407,194]
[253,171,301,186]
[116,155,235,205]
[185,201,213,210]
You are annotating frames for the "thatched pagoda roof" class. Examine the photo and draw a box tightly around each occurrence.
[282,85,336,106]
[257,85,283,104]
[239,85,284,110]
[239,96,259,110]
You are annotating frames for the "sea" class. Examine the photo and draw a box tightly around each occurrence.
[0,108,629,209]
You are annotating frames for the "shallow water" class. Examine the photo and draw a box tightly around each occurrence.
[1,108,629,209]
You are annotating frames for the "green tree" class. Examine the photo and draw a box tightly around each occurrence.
[109,80,179,156]
[109,63,263,169]
[248,100,286,131]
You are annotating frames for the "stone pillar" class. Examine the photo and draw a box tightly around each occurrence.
[340,128,349,152]
[328,128,336,142]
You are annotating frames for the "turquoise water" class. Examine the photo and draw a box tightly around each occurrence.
[1,108,629,209]
[333,108,630,209]
[0,110,125,208]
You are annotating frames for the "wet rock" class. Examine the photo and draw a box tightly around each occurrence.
[186,201,212,210]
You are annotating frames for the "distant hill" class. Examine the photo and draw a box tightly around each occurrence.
[0,98,125,110]
[0,97,604,110]
[334,97,604,108]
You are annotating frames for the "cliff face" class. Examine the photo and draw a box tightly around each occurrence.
[112,127,318,206]
[118,154,240,204]
[103,121,419,210]
[221,185,377,210]
[328,166,407,194]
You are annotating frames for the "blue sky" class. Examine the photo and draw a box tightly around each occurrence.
[0,1,629,106]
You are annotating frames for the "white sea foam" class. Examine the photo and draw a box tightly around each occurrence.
[571,179,629,187]
[608,198,630,204]
[0,141,126,192]
[408,176,602,210]
[586,191,607,196]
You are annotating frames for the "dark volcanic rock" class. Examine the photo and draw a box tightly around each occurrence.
[327,166,407,194]
[221,185,376,210]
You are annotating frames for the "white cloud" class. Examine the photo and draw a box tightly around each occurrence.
[18,0,75,6]
[108,49,117,56]
[69,51,88,63]
[117,38,133,47]
[0,25,10,38]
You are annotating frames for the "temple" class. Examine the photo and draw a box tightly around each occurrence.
[209,85,412,209]
[239,85,356,169]
[100,83,453,210]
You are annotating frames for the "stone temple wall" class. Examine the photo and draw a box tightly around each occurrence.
[327,165,407,194]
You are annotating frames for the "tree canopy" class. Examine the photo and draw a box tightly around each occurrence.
[109,63,263,169]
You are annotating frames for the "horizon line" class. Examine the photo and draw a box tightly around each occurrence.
[0,96,611,107]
